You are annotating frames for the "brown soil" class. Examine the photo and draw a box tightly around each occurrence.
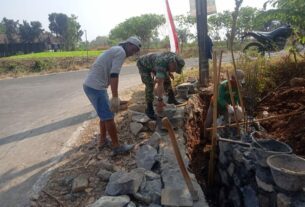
[257,85,305,156]
[185,87,218,206]
[185,82,305,207]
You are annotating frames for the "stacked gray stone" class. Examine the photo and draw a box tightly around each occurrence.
[217,139,305,207]
[90,105,209,207]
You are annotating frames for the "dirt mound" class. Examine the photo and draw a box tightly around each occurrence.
[257,85,305,156]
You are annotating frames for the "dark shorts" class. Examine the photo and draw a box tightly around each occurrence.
[83,85,114,121]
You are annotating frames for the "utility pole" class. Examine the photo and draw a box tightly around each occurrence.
[196,0,209,86]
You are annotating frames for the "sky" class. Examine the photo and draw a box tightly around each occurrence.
[0,0,268,41]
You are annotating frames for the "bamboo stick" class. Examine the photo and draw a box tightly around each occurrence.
[208,51,218,186]
[226,70,240,135]
[217,50,223,84]
[206,110,304,131]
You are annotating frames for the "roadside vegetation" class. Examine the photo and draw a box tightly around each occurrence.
[5,50,103,59]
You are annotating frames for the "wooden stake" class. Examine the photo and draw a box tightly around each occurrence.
[162,117,199,201]
[208,51,218,186]
[226,70,240,135]
[217,50,223,84]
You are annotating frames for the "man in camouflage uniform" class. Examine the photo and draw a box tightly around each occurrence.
[137,52,185,119]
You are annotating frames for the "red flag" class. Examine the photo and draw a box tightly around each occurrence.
[165,0,179,53]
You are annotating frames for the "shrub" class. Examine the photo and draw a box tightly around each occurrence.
[31,60,46,72]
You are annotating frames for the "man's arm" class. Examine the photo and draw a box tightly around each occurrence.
[110,75,119,97]
[155,78,164,98]
[109,75,120,113]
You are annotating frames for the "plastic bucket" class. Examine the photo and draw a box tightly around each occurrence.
[267,154,305,191]
[250,132,292,167]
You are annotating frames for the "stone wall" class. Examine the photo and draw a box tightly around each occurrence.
[217,141,305,207]
[184,92,305,207]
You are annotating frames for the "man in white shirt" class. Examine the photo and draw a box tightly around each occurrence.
[83,36,141,156]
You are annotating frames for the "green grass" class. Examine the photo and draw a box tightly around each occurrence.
[4,50,103,59]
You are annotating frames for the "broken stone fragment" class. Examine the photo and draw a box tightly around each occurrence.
[177,82,196,94]
[241,186,259,207]
[146,132,162,149]
[97,169,112,182]
[161,106,177,119]
[277,193,291,207]
[96,160,115,172]
[105,168,145,196]
[139,170,162,204]
[255,176,274,192]
[136,144,158,170]
[88,195,130,207]
[138,132,149,140]
[130,122,143,136]
[72,174,89,193]
[147,120,157,131]
[148,204,162,207]
[127,201,136,207]
[170,114,184,129]
[132,114,150,123]
[133,192,152,204]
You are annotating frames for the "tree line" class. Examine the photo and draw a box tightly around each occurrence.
[1,0,304,54]
[0,13,83,51]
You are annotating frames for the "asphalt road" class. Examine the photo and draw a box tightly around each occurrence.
[0,56,206,206]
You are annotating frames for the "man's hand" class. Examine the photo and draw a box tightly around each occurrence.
[110,97,120,113]
[227,104,234,115]
[169,73,175,80]
[235,105,244,121]
[156,100,166,114]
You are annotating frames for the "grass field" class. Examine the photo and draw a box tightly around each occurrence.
[4,50,103,59]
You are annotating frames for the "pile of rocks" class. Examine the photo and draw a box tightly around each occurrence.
[217,138,305,207]
[88,107,209,207]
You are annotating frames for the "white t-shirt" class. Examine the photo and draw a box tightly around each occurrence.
[84,46,126,90]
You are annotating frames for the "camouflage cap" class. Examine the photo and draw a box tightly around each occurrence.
[175,55,185,74]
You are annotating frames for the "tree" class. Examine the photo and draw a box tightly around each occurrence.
[208,14,223,41]
[65,15,83,50]
[109,14,165,47]
[49,13,69,39]
[220,11,233,38]
[19,20,43,43]
[0,23,5,33]
[1,18,19,43]
[237,7,259,37]
[89,36,110,49]
[263,0,305,30]
[48,13,83,50]
[175,14,196,51]
[258,0,305,50]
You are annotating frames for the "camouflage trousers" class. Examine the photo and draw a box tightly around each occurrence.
[137,66,172,103]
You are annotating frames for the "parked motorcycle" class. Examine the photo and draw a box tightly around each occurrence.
[241,25,293,56]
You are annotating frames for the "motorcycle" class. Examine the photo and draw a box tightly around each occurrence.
[241,25,293,57]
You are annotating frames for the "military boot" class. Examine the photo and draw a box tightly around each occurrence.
[145,102,156,120]
[167,89,182,105]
